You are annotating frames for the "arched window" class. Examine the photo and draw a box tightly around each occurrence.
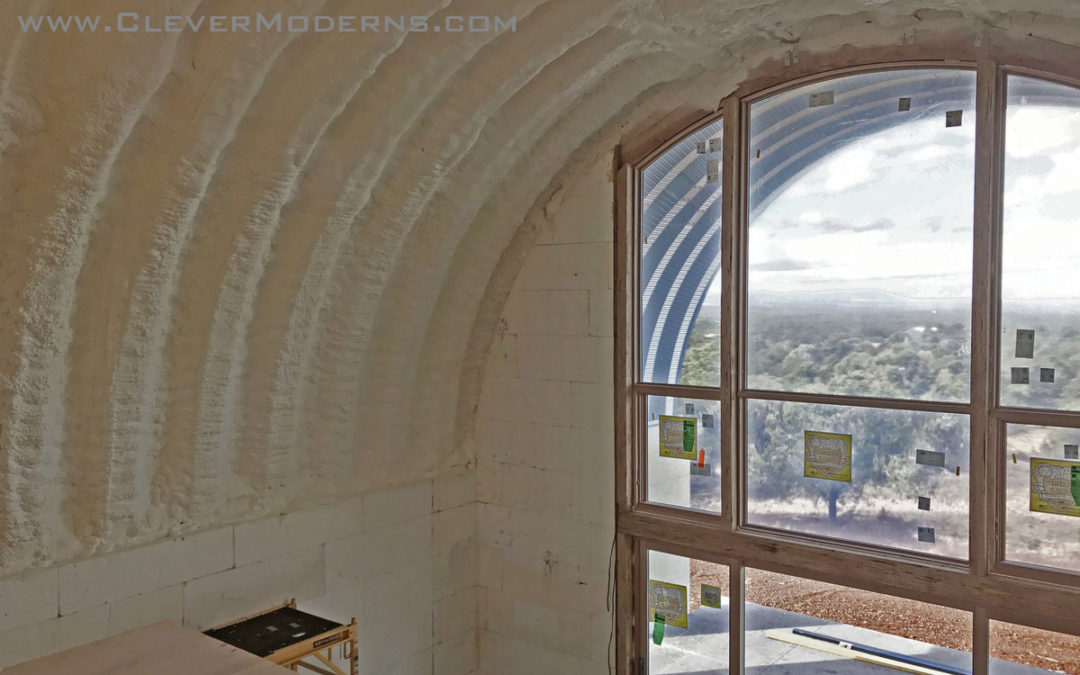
[617,36,1080,675]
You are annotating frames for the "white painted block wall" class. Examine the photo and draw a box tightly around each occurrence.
[0,473,478,674]
[476,154,617,674]
[0,155,618,675]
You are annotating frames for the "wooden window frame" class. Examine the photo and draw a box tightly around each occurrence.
[615,29,1080,675]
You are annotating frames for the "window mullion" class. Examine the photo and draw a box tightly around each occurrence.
[973,606,991,675]
[970,55,1006,588]
[729,561,746,675]
[720,92,742,534]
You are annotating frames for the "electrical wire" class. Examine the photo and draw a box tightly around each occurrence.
[607,533,617,674]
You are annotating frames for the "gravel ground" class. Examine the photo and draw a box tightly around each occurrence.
[690,562,1080,674]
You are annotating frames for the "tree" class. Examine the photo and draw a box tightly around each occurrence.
[686,303,969,535]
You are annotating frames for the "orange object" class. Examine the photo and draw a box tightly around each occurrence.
[698,449,705,467]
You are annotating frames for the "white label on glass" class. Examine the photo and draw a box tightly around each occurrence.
[706,159,720,183]
[696,140,707,154]
[708,138,722,153]
[1016,329,1035,358]
[916,449,946,467]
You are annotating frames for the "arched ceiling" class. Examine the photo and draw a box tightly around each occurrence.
[1,0,1078,575]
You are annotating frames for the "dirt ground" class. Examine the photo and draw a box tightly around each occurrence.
[690,562,1080,674]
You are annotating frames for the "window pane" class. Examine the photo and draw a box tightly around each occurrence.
[1004,424,1080,573]
[746,69,975,401]
[647,550,729,673]
[646,395,721,514]
[640,117,723,387]
[991,620,1080,674]
[746,568,973,673]
[745,399,969,557]
[1001,75,1080,411]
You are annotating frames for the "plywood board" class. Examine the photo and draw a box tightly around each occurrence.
[4,621,290,675]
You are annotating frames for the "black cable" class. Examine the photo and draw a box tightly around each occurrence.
[607,534,617,674]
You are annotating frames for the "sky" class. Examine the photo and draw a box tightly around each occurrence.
[701,86,1080,307]
[1001,103,1080,303]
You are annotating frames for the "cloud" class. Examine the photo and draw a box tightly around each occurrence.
[1006,107,1080,158]
[1037,188,1080,221]
[823,146,879,192]
[1005,154,1053,177]
[817,217,895,233]
[770,217,895,233]
[906,144,956,163]
[751,258,816,271]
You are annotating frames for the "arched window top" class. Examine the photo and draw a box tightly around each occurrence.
[640,117,723,386]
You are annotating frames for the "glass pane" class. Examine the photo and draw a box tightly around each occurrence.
[1001,75,1080,411]
[991,620,1080,674]
[646,395,722,514]
[745,399,969,557]
[1004,424,1080,573]
[640,117,723,387]
[746,69,976,402]
[648,550,729,673]
[746,568,973,673]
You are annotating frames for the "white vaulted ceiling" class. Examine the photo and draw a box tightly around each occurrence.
[0,0,1077,575]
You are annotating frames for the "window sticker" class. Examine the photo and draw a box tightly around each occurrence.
[696,140,707,154]
[701,413,715,429]
[1066,444,1079,460]
[706,158,720,183]
[918,496,931,511]
[918,526,937,543]
[708,137,722,153]
[804,431,852,482]
[685,402,695,415]
[1015,329,1035,358]
[701,584,724,609]
[1030,458,1080,518]
[1041,367,1055,383]
[648,580,688,629]
[916,449,946,467]
[898,97,912,111]
[946,109,963,127]
[658,415,697,460]
[1011,367,1030,385]
[809,91,835,107]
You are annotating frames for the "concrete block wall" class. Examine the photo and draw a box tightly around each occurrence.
[0,158,616,675]
[476,156,616,674]
[0,472,478,673]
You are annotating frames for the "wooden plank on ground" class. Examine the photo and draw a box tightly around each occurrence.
[766,629,958,675]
